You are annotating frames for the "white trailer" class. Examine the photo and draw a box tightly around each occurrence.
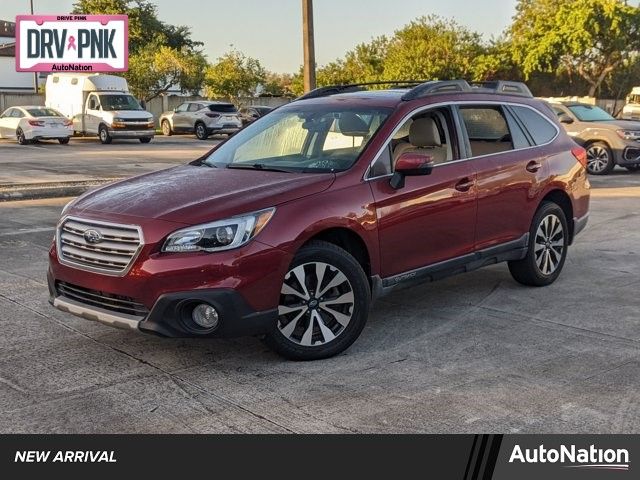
[622,87,640,121]
[45,73,154,143]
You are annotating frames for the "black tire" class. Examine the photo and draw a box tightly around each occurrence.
[585,142,615,175]
[58,137,70,145]
[264,240,371,360]
[161,120,172,136]
[16,128,28,145]
[195,122,209,140]
[99,125,112,144]
[139,137,152,143]
[508,201,569,287]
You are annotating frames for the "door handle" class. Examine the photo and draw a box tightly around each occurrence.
[454,177,474,192]
[526,160,542,173]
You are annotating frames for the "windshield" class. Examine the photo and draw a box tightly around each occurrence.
[203,105,391,173]
[99,94,142,111]
[568,105,614,122]
[26,108,63,117]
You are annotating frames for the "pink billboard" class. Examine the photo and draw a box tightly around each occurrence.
[15,14,129,72]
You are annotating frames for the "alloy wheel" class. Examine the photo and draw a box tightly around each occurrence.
[278,262,354,346]
[586,145,610,173]
[534,214,564,276]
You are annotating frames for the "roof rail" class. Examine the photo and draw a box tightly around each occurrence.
[401,80,472,101]
[469,81,533,98]
[296,80,429,101]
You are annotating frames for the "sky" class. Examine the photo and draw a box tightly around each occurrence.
[2,0,519,73]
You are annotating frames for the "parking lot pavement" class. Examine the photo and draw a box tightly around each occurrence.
[0,177,639,433]
[0,135,217,185]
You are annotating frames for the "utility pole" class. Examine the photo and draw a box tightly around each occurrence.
[302,0,316,92]
[30,0,38,93]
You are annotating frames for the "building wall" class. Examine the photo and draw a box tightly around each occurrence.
[0,57,39,92]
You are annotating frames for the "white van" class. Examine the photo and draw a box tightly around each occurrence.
[622,87,640,121]
[45,73,155,144]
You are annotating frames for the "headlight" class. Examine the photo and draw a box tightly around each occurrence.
[162,208,275,253]
[616,129,640,141]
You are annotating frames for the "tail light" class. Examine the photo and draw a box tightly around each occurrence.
[205,113,220,118]
[571,146,587,168]
[28,120,45,127]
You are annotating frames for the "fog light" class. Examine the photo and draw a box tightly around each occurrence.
[192,304,219,329]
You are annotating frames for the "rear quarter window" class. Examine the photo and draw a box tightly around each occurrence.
[511,106,558,145]
[209,104,238,114]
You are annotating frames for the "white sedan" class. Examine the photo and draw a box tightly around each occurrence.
[0,106,73,145]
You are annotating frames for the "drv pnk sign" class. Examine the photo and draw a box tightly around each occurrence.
[15,15,128,72]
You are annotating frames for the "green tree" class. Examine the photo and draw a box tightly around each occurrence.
[510,0,640,96]
[73,0,206,101]
[383,16,484,80]
[204,51,266,101]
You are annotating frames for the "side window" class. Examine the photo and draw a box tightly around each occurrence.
[504,109,531,149]
[88,95,99,110]
[459,106,514,157]
[369,145,393,177]
[175,103,188,113]
[187,103,200,112]
[1,108,13,118]
[12,109,25,118]
[511,106,558,146]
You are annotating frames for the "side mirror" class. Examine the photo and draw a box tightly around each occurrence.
[390,153,434,189]
[558,114,574,124]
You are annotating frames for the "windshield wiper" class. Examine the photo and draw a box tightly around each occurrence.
[226,163,295,173]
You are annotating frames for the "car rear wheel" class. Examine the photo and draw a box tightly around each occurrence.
[586,142,615,175]
[99,125,112,144]
[508,201,568,287]
[139,137,152,144]
[195,122,209,140]
[161,120,172,136]
[16,128,28,145]
[264,240,370,360]
[58,137,70,144]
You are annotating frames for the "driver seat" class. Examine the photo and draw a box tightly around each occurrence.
[393,117,448,164]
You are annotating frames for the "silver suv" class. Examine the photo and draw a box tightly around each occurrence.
[160,101,242,140]
[550,101,640,174]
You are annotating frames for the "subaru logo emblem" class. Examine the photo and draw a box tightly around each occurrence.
[83,229,103,244]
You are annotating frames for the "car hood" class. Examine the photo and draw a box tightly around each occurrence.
[592,120,640,130]
[71,164,335,225]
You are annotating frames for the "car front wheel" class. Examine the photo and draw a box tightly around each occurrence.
[508,201,569,287]
[586,142,615,175]
[99,125,112,144]
[58,137,70,144]
[264,240,371,360]
[161,120,172,136]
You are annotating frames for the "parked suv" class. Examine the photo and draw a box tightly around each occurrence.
[49,80,590,360]
[549,101,640,174]
[160,101,242,140]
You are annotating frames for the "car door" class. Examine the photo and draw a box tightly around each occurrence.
[186,103,202,130]
[368,106,478,279]
[84,93,101,134]
[457,104,552,251]
[171,103,189,131]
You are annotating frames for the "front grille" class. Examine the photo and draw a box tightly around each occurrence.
[56,281,149,317]
[57,217,143,275]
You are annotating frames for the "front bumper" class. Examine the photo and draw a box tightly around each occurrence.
[48,273,278,338]
[109,128,155,139]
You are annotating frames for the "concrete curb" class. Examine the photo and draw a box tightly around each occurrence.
[0,179,122,202]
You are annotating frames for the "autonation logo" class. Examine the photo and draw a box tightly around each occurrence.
[509,444,630,471]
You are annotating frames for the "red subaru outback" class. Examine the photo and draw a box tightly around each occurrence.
[49,80,590,360]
